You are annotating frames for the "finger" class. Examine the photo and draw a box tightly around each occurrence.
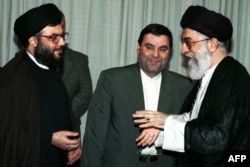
[137,131,151,146]
[139,122,151,128]
[133,110,151,117]
[134,118,148,124]
[136,133,150,146]
[67,136,81,143]
[135,132,146,142]
[140,135,152,146]
[132,113,145,119]
[66,132,80,139]
[69,141,81,148]
[66,141,81,150]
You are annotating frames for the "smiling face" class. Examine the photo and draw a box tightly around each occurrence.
[137,33,171,77]
[181,28,212,80]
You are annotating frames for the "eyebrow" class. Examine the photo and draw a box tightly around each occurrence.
[144,42,168,48]
[182,37,192,41]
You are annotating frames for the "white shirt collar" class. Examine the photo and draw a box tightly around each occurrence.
[26,51,49,70]
[140,68,162,81]
[190,65,217,120]
[203,65,217,79]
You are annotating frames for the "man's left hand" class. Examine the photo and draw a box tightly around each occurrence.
[67,146,82,165]
[136,128,160,147]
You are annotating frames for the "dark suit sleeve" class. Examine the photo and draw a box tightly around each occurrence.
[82,71,111,167]
[71,55,93,119]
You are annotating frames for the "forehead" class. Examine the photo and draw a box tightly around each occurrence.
[182,28,201,40]
[142,33,170,46]
[40,24,64,34]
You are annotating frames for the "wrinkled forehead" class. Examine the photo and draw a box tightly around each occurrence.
[182,28,204,40]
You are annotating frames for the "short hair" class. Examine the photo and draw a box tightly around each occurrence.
[137,24,173,48]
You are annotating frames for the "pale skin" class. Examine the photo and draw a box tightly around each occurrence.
[27,23,81,164]
[133,111,168,147]
[133,28,228,147]
[181,28,227,67]
[137,33,170,78]
[135,33,171,147]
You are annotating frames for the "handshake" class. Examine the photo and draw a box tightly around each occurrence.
[132,110,168,147]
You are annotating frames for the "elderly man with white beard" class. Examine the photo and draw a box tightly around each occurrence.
[133,5,250,167]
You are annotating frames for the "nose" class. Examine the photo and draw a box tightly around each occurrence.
[58,37,66,46]
[181,43,189,55]
[152,49,159,57]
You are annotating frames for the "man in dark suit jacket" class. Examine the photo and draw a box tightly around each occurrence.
[62,46,93,134]
[82,24,192,167]
[61,46,92,167]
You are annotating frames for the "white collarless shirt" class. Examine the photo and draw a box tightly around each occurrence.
[140,69,162,155]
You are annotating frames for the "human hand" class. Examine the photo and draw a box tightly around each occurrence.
[136,128,160,147]
[51,131,80,151]
[67,146,82,165]
[133,110,168,129]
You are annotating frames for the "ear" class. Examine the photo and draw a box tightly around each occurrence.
[136,44,140,54]
[28,36,38,48]
[207,38,219,52]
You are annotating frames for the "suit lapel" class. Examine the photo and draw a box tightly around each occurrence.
[158,71,173,114]
[127,65,145,111]
[62,54,73,81]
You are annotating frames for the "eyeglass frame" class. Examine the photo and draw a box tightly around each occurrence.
[182,38,210,50]
[36,32,69,44]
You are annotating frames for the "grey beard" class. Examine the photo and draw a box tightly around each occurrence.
[186,47,211,80]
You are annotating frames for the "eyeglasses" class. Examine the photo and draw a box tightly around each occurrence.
[182,38,210,50]
[37,32,69,44]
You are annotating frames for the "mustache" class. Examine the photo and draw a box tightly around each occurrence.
[55,46,64,51]
[185,52,194,58]
[148,57,161,61]
[54,46,65,55]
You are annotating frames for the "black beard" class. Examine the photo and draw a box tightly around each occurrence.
[34,44,64,71]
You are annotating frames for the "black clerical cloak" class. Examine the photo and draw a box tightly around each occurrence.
[0,51,76,167]
[177,56,250,167]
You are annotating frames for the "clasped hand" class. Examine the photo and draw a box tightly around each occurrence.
[133,110,168,147]
[133,110,168,129]
[51,130,81,165]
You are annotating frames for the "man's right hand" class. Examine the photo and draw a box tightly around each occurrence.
[51,131,80,151]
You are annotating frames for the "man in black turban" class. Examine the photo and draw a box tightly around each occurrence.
[180,5,233,42]
[133,5,250,167]
[0,3,81,167]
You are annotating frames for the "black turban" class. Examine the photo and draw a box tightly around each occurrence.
[180,5,233,42]
[14,3,62,43]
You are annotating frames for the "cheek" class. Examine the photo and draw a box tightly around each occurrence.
[138,54,145,63]
[160,53,170,60]
[138,49,149,59]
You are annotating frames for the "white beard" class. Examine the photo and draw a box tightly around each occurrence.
[186,46,211,80]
